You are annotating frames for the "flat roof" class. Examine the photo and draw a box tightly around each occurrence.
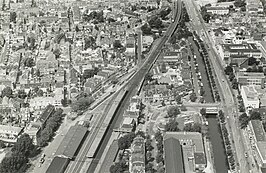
[251,120,266,142]
[237,72,265,78]
[40,105,54,123]
[164,137,185,173]
[55,125,87,159]
[165,132,204,152]
[242,86,259,100]
[222,43,261,53]
[46,156,70,173]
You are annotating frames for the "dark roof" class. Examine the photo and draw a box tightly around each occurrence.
[39,105,55,123]
[194,152,206,165]
[251,120,266,142]
[164,137,185,173]
[55,125,87,159]
[46,156,69,173]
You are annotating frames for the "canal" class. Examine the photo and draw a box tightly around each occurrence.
[189,37,228,173]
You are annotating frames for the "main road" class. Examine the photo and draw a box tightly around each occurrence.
[183,0,258,173]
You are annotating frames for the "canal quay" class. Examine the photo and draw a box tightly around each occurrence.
[189,38,228,173]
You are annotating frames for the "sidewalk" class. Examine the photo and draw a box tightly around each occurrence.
[203,137,215,173]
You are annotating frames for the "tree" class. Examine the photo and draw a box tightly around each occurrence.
[146,152,153,162]
[17,90,27,99]
[75,25,80,32]
[165,119,180,132]
[24,58,35,67]
[183,123,202,133]
[224,66,233,75]
[109,160,128,173]
[248,57,257,66]
[179,105,187,111]
[12,134,36,158]
[199,87,205,96]
[167,106,180,118]
[145,162,154,172]
[239,102,245,112]
[200,108,206,117]
[250,111,262,121]
[154,131,163,142]
[148,16,163,29]
[2,87,13,98]
[0,154,28,173]
[71,96,94,112]
[234,0,246,8]
[190,92,197,102]
[113,40,123,49]
[239,113,249,129]
[118,132,136,150]
[232,78,239,90]
[107,17,116,23]
[145,73,153,82]
[229,73,235,82]
[141,23,153,35]
[156,153,164,163]
[201,6,211,23]
[175,95,182,104]
[53,48,61,59]
[83,69,98,79]
[10,12,17,23]
[145,139,154,151]
[37,89,44,97]
[159,7,171,20]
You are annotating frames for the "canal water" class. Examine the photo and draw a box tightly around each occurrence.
[189,37,228,173]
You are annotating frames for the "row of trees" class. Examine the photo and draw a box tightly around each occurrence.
[224,65,238,90]
[217,110,236,171]
[0,134,39,173]
[70,95,94,114]
[37,108,65,147]
[154,131,165,173]
[237,95,245,112]
[200,5,211,23]
[194,33,221,102]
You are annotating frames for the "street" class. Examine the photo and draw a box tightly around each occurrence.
[183,0,258,172]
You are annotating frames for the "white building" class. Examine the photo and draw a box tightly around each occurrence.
[206,6,229,15]
[0,125,23,143]
[241,85,260,109]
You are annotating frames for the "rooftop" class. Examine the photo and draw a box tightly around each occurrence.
[250,120,266,142]
[222,43,261,53]
[0,125,22,134]
[46,156,69,173]
[55,125,87,159]
[242,86,259,101]
[164,137,185,173]
[165,132,204,152]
